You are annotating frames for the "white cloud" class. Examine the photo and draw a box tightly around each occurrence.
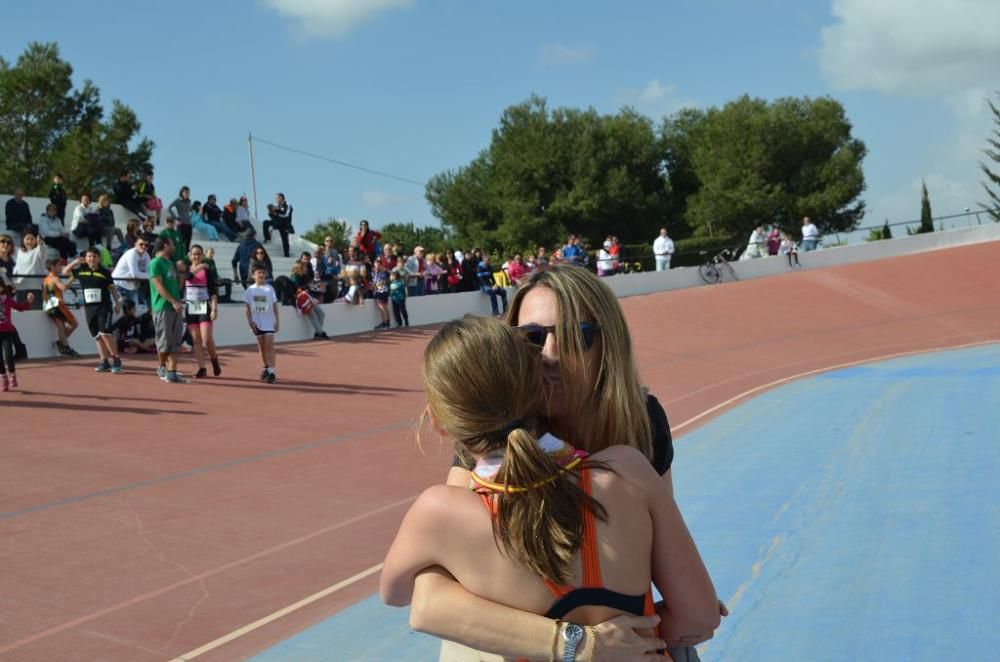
[614,79,696,119]
[819,0,1000,95]
[263,0,412,38]
[639,79,676,105]
[538,43,595,66]
[362,190,412,209]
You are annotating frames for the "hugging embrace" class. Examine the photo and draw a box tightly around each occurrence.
[382,266,722,662]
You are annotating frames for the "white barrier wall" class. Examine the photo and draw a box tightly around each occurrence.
[9,219,1000,360]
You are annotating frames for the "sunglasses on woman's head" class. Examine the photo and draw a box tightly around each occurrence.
[516,322,600,351]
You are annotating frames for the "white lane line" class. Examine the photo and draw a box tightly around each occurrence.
[171,563,384,661]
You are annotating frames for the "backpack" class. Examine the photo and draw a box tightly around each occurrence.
[295,289,315,314]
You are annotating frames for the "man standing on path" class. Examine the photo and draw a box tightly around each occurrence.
[148,237,185,383]
[801,216,820,251]
[653,228,675,271]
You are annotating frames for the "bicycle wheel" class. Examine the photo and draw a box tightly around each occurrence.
[699,263,721,284]
[724,263,739,281]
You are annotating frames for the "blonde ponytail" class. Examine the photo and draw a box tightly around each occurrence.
[493,426,606,583]
[422,315,607,584]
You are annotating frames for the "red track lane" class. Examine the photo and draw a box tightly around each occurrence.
[2,242,999,661]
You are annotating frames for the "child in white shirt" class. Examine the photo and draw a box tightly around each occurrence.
[243,265,279,383]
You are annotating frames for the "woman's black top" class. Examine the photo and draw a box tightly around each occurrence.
[450,393,674,475]
[646,393,674,475]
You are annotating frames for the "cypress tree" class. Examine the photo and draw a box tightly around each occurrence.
[980,93,1000,222]
[919,180,934,233]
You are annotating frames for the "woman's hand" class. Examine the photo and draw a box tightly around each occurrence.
[582,614,666,661]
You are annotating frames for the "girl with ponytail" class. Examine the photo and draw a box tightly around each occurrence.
[382,316,718,661]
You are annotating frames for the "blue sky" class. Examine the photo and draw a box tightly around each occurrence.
[5,0,999,234]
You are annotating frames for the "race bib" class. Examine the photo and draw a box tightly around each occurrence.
[43,296,60,312]
[83,288,102,304]
[187,300,208,315]
[252,297,269,314]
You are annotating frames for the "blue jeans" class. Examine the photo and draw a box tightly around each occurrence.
[117,285,149,308]
[408,280,424,297]
[802,239,818,251]
[482,286,508,315]
[208,219,237,241]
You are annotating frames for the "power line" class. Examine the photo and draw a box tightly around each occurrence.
[250,134,426,188]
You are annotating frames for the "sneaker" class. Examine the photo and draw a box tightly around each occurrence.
[259,368,269,381]
[8,374,16,389]
[319,331,329,339]
[67,347,80,357]
[266,371,277,384]
[95,361,112,373]
[165,371,185,384]
[111,358,123,374]
[314,332,323,339]
[211,357,222,376]
[1,375,8,392]
[195,368,207,379]
[157,365,168,381]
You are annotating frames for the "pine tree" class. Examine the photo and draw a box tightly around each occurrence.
[980,92,1000,222]
[882,219,892,239]
[918,179,934,233]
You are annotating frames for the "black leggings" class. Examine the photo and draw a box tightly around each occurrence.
[391,300,409,326]
[0,331,15,374]
[44,236,77,259]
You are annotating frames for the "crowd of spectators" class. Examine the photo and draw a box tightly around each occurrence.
[739,217,818,268]
[3,170,829,362]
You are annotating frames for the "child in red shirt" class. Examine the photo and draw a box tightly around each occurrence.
[0,275,34,391]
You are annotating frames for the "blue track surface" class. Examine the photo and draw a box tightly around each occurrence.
[253,344,1000,661]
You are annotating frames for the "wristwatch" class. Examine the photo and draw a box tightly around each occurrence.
[561,622,585,662]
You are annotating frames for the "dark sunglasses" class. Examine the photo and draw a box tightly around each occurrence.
[516,322,600,351]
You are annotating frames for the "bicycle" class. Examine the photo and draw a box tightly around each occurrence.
[698,249,739,284]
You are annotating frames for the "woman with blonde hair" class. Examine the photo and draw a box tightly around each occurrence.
[406,266,723,660]
[383,316,718,661]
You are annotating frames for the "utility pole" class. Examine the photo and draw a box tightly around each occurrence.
[248,132,259,220]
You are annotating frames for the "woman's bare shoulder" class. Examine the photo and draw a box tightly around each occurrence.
[590,445,662,492]
[408,484,485,532]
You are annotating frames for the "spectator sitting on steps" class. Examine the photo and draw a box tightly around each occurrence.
[38,203,77,260]
[113,172,148,222]
[4,188,33,237]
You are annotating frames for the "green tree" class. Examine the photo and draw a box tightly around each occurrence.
[426,96,669,254]
[918,179,934,233]
[660,107,707,239]
[0,42,152,197]
[685,95,867,238]
[980,92,1000,222]
[303,217,351,247]
[378,221,453,254]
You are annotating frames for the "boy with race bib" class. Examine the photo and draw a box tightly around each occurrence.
[63,248,123,373]
[244,264,279,384]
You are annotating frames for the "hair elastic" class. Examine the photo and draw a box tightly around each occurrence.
[499,419,525,437]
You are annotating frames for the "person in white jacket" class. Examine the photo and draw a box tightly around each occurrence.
[597,240,615,277]
[112,239,151,308]
[13,229,47,308]
[71,195,103,247]
[38,203,77,260]
[801,216,821,251]
[653,228,675,271]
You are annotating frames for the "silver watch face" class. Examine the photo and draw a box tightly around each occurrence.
[563,623,584,643]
